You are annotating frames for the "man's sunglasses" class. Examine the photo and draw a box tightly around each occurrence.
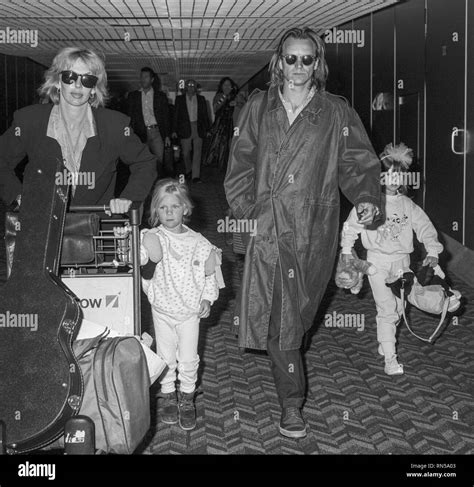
[281,54,317,66]
[60,70,98,88]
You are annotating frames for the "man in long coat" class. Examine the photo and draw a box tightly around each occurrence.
[224,27,382,438]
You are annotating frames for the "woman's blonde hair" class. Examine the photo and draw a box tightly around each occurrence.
[148,178,194,227]
[38,47,108,108]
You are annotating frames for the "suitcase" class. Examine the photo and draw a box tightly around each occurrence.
[73,333,151,454]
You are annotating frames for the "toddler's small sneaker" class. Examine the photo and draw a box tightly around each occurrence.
[448,290,462,313]
[384,355,404,376]
[178,391,197,431]
[157,391,178,424]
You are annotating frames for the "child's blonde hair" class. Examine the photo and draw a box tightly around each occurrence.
[380,142,414,195]
[148,178,194,227]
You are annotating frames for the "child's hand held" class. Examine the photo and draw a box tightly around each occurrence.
[143,232,163,263]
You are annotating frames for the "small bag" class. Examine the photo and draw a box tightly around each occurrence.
[73,332,151,454]
[5,211,101,276]
[386,265,461,343]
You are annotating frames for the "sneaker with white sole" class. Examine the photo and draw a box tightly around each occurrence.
[384,355,404,375]
[279,407,307,438]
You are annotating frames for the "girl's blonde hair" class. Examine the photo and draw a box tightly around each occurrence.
[148,178,194,227]
[380,142,414,195]
[38,47,108,108]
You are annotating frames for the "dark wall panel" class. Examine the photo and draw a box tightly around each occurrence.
[395,0,426,206]
[466,0,474,248]
[371,7,395,154]
[336,21,354,103]
[6,55,18,127]
[0,55,47,134]
[0,54,7,133]
[425,0,466,244]
[353,14,371,132]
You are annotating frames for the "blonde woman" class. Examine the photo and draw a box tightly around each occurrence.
[0,47,156,212]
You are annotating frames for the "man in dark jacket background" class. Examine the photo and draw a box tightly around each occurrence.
[127,67,170,178]
[225,27,382,439]
[173,79,210,183]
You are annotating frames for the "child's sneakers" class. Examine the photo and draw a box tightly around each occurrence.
[178,391,197,431]
[378,343,404,376]
[157,391,178,424]
[384,355,404,376]
[448,290,462,312]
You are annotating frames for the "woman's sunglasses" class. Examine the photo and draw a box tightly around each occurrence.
[282,54,316,66]
[60,70,98,88]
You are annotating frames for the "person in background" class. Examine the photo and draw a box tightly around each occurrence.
[173,79,210,184]
[203,77,239,173]
[127,67,171,178]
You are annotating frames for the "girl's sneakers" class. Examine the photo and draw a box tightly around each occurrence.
[378,344,404,375]
[178,391,197,431]
[384,355,404,375]
[157,391,178,424]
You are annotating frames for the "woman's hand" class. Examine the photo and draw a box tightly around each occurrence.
[142,231,163,263]
[109,198,132,214]
[199,299,211,319]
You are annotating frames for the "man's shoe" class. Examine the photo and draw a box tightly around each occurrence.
[157,391,178,424]
[178,391,197,431]
[192,177,203,184]
[279,407,307,438]
[185,171,192,180]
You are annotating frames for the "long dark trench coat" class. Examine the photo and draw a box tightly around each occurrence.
[224,85,382,351]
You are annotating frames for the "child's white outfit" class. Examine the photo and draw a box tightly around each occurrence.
[140,224,224,394]
[341,194,443,370]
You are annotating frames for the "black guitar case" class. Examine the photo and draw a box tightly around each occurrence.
[0,157,83,454]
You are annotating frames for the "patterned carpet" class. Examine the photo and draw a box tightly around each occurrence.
[1,166,473,455]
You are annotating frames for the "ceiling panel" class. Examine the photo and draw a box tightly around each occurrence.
[0,0,398,93]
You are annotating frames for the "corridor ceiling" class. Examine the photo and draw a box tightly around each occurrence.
[0,0,398,93]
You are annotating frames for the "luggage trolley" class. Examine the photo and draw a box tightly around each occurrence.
[0,202,149,455]
[60,202,143,336]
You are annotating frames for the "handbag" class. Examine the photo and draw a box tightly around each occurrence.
[386,265,462,343]
[5,210,101,277]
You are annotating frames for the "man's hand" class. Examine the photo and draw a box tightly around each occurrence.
[142,232,163,263]
[199,299,211,319]
[109,198,132,215]
[172,132,178,139]
[356,202,379,226]
[422,256,439,268]
[165,136,170,147]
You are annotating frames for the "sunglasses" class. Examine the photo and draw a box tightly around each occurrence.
[60,70,98,89]
[282,54,317,66]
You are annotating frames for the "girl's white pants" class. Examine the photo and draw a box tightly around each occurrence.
[151,307,200,394]
[366,252,411,345]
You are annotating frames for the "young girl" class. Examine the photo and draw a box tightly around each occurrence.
[140,178,224,430]
[340,143,443,376]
